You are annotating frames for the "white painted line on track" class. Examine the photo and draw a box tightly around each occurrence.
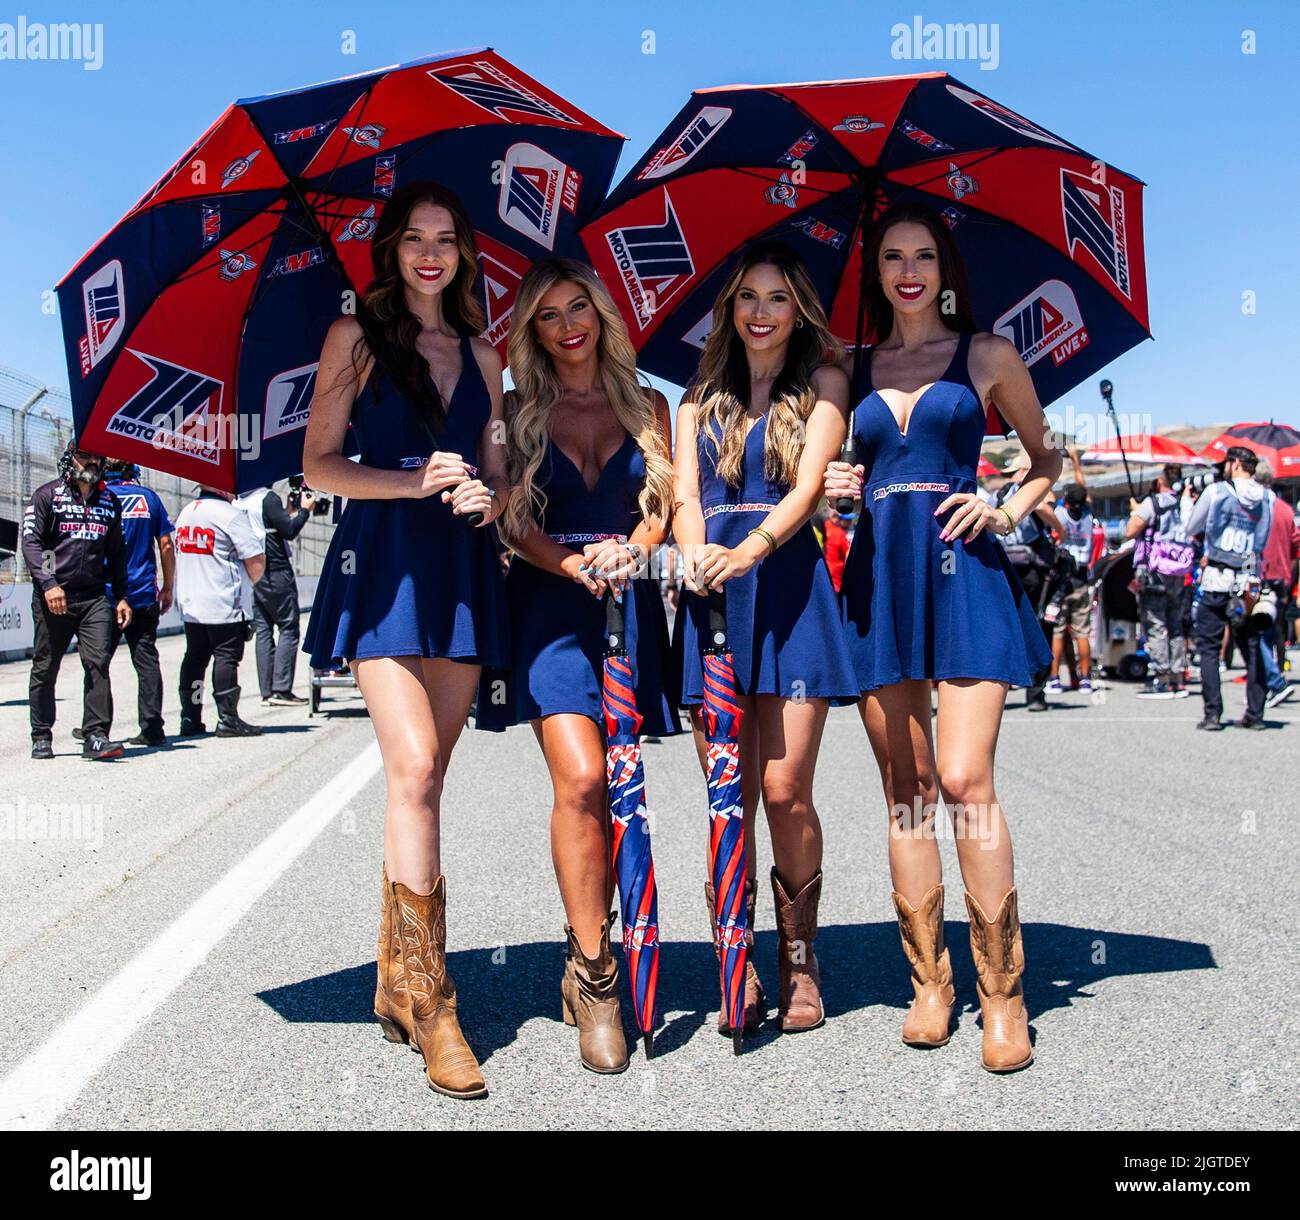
[0,741,383,1130]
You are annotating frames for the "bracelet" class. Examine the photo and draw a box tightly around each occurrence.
[997,506,1017,536]
[748,527,777,556]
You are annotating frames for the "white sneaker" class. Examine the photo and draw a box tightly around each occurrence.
[1044,678,1065,694]
[1265,684,1294,709]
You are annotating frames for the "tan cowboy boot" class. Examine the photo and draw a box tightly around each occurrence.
[559,913,630,1073]
[892,884,956,1047]
[771,868,825,1032]
[705,879,765,1033]
[966,886,1034,1072]
[374,867,418,1050]
[392,876,487,1098]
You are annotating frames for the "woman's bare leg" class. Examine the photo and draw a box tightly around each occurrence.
[754,694,829,892]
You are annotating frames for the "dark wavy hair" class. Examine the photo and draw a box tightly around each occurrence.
[351,180,486,434]
[861,201,977,345]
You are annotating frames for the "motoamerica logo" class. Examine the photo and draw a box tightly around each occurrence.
[605,195,695,330]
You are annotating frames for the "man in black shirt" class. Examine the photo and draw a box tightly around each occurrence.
[22,442,132,760]
[251,483,313,705]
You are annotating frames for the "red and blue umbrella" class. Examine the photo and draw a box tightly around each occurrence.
[57,47,623,492]
[582,72,1149,426]
[1199,421,1300,473]
[700,590,748,1054]
[601,591,659,1058]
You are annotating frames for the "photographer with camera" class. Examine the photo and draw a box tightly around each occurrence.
[251,479,318,706]
[1126,464,1195,699]
[1253,462,1297,708]
[174,485,266,738]
[1184,447,1273,730]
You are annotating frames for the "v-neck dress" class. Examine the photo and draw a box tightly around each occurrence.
[839,331,1052,690]
[672,411,859,706]
[303,334,509,669]
[475,430,680,734]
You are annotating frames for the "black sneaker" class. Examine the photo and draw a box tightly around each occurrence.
[1196,715,1224,732]
[82,735,125,761]
[178,720,209,737]
[266,691,308,706]
[1237,716,1267,731]
[31,739,54,760]
[216,717,263,737]
[1265,683,1294,709]
[128,731,168,747]
[1026,695,1049,712]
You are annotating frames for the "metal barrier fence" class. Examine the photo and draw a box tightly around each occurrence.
[0,365,334,583]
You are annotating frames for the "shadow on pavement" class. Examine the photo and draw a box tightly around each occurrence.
[258,921,1214,1064]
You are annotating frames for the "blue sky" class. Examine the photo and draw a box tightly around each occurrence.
[1,0,1297,432]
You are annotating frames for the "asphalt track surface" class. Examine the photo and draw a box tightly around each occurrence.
[0,622,1295,1130]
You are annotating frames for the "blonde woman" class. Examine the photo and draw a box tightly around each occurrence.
[478,257,677,1073]
[673,241,856,1038]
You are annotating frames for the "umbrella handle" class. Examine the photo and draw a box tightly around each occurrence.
[835,433,858,516]
[605,587,627,655]
[705,588,728,652]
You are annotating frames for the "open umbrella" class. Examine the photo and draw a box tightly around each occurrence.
[1276,444,1300,478]
[700,589,748,1054]
[582,72,1149,424]
[1081,435,1209,464]
[1199,422,1300,472]
[601,590,659,1059]
[57,47,623,492]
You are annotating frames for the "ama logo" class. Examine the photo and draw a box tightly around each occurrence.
[1061,169,1131,299]
[263,364,318,440]
[106,351,223,465]
[605,194,696,331]
[995,280,1089,370]
[637,106,731,181]
[79,260,125,376]
[945,85,1073,150]
[337,206,377,243]
[498,143,580,251]
[118,492,151,519]
[430,60,576,124]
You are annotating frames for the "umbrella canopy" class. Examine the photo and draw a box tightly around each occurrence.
[1080,434,1209,465]
[58,48,623,492]
[1199,422,1300,472]
[581,72,1149,428]
[1276,444,1300,478]
[601,591,660,1058]
[699,589,748,1054]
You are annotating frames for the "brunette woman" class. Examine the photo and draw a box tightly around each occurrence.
[302,181,509,1099]
[824,202,1060,1072]
[478,258,677,1073]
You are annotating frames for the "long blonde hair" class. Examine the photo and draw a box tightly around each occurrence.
[691,241,842,487]
[502,258,674,543]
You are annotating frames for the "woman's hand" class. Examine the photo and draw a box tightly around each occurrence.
[561,550,607,597]
[686,542,757,591]
[824,460,864,503]
[442,476,497,525]
[934,491,1006,543]
[417,451,473,498]
[582,540,644,596]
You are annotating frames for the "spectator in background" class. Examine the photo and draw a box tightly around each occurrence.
[1046,447,1104,694]
[1184,447,1272,730]
[96,459,175,745]
[252,483,313,705]
[1126,464,1194,699]
[174,485,266,738]
[1254,461,1297,707]
[22,441,131,760]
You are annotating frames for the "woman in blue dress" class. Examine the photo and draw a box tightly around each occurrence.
[673,241,857,1037]
[478,258,676,1074]
[824,202,1060,1072]
[302,181,508,1100]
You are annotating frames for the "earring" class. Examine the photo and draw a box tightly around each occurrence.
[795,317,804,328]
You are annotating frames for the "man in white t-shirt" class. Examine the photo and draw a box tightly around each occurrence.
[174,487,266,737]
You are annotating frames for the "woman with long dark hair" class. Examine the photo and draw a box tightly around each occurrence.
[478,258,677,1074]
[673,241,857,1038]
[302,181,509,1099]
[824,202,1060,1072]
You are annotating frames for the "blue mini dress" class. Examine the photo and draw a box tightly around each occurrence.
[839,331,1052,690]
[303,335,509,670]
[673,412,859,706]
[476,431,680,735]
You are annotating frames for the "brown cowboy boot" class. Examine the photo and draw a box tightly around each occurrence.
[560,913,630,1073]
[374,867,418,1050]
[392,876,487,1098]
[771,867,825,1032]
[892,884,956,1047]
[965,886,1034,1072]
[704,879,765,1034]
